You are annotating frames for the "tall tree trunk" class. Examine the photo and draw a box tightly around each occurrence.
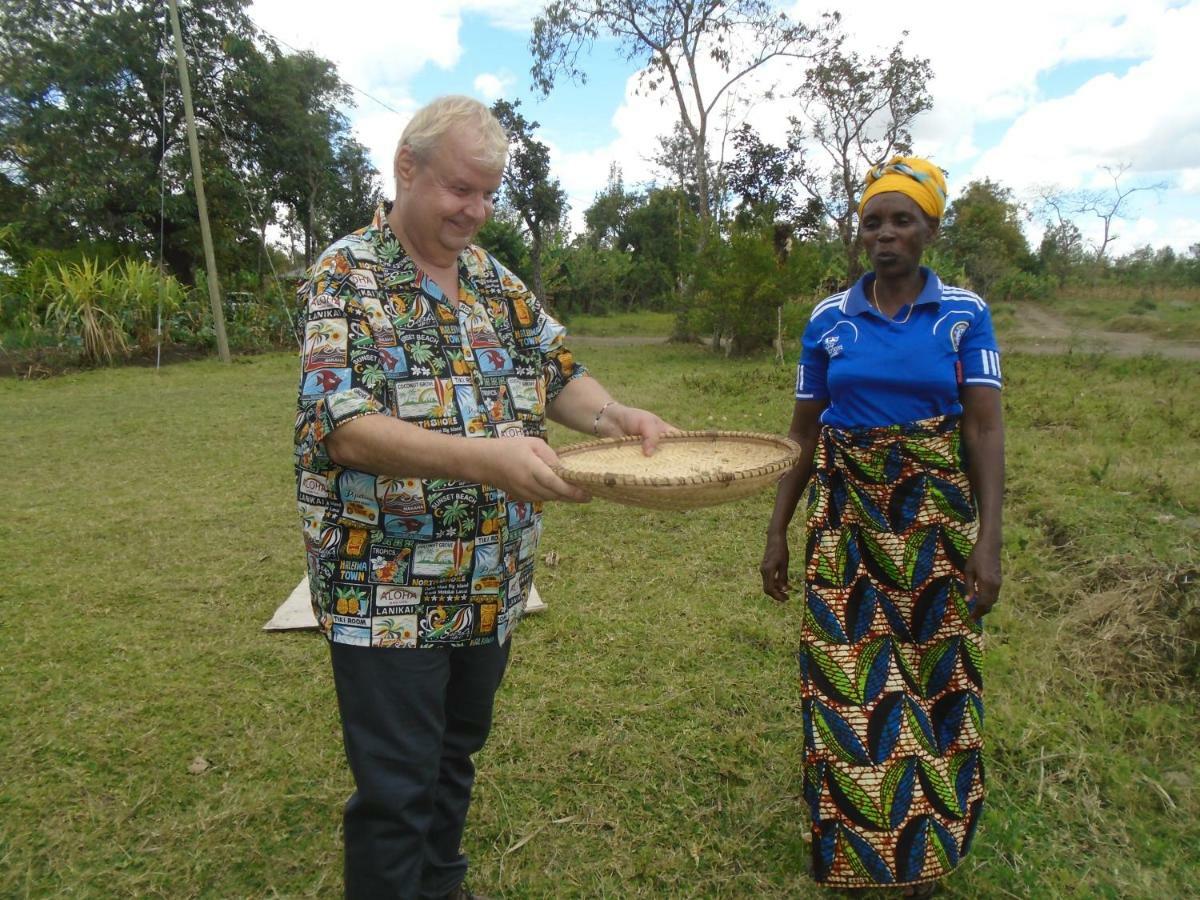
[844,217,864,285]
[305,181,319,266]
[671,199,705,343]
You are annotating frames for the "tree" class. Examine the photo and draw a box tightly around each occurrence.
[788,37,933,283]
[620,186,699,310]
[939,179,1032,295]
[530,1,837,225]
[322,136,385,242]
[476,206,530,277]
[583,164,638,250]
[530,1,837,339]
[1034,162,1167,262]
[725,124,823,256]
[0,0,380,276]
[1036,220,1084,285]
[490,99,567,304]
[694,217,820,355]
[0,0,264,277]
[240,49,362,265]
[553,240,632,315]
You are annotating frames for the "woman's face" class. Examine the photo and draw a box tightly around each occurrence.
[860,192,938,278]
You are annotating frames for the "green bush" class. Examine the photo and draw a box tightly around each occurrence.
[42,258,129,364]
[21,255,201,362]
[110,259,187,350]
[695,223,823,355]
[990,269,1054,301]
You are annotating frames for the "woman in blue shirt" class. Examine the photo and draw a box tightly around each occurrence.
[760,158,1005,896]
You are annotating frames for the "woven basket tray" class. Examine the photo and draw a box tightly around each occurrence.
[552,430,801,510]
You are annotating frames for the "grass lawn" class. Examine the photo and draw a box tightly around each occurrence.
[557,310,676,338]
[2,341,1198,898]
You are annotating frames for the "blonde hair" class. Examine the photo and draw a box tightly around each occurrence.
[396,95,509,173]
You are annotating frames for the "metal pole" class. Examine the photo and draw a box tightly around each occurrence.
[167,0,230,363]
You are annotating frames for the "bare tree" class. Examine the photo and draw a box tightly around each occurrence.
[1034,163,1167,261]
[1082,163,1167,260]
[788,37,933,283]
[529,0,839,224]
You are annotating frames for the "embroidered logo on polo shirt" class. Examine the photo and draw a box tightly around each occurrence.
[823,335,844,358]
[950,320,969,352]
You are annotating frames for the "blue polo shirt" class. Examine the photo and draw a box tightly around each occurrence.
[796,268,1002,428]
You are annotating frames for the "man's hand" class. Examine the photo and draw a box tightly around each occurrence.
[602,404,680,455]
[760,531,792,603]
[478,436,590,503]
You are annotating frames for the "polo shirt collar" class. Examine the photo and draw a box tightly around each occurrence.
[845,266,944,317]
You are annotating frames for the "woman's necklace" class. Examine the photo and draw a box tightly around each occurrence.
[871,279,914,324]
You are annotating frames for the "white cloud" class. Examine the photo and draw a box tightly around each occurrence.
[250,1,462,93]
[247,1,537,199]
[460,0,544,31]
[247,0,1199,247]
[1118,215,1200,252]
[473,72,514,101]
[969,2,1200,196]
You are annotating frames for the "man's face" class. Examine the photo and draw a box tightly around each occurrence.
[394,126,503,264]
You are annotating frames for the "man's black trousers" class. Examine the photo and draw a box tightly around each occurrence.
[329,638,511,899]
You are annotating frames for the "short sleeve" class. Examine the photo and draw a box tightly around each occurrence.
[957,304,1002,390]
[796,316,830,401]
[494,260,588,404]
[294,251,387,471]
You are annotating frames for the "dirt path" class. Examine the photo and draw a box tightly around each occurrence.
[1005,303,1200,361]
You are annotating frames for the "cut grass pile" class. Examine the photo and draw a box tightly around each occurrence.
[1,342,1198,897]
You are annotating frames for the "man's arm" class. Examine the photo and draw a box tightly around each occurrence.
[325,415,588,503]
[547,375,677,453]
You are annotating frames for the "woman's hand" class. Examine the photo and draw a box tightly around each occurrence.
[758,399,826,605]
[760,530,792,603]
[959,385,1005,622]
[963,537,1001,620]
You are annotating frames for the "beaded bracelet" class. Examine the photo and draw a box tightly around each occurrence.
[593,400,618,436]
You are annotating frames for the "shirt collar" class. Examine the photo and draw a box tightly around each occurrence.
[844,266,943,317]
[366,201,475,302]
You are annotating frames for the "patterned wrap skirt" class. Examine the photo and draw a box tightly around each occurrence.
[800,415,984,889]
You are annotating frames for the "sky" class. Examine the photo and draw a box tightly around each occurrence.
[248,0,1200,255]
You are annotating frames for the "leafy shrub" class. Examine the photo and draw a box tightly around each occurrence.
[42,259,129,364]
[694,223,824,355]
[26,255,196,363]
[111,259,187,350]
[990,269,1054,301]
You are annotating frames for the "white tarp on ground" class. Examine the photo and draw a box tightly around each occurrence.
[263,578,546,631]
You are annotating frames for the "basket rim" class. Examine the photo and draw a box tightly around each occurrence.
[551,429,801,488]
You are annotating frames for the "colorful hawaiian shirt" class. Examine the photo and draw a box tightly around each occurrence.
[294,204,586,648]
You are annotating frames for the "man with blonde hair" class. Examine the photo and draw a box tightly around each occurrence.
[294,95,673,899]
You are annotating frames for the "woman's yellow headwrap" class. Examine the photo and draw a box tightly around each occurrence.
[858,156,948,221]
